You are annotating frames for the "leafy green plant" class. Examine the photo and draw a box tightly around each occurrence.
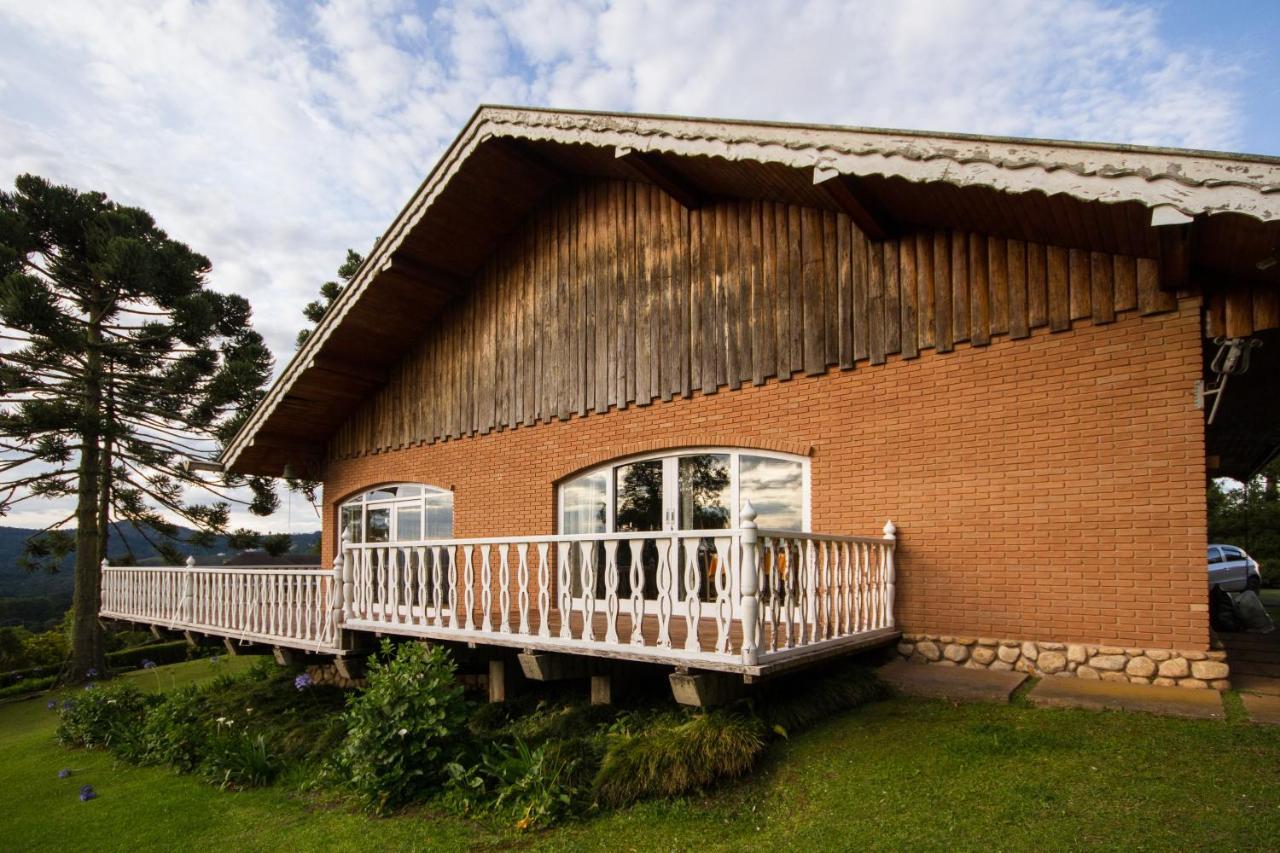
[593,710,765,807]
[202,727,279,789]
[333,640,469,814]
[140,686,208,771]
[483,737,578,831]
[56,681,158,759]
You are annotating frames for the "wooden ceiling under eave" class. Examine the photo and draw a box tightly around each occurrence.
[229,133,1280,478]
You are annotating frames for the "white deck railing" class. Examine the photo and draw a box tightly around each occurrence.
[337,503,896,672]
[100,560,338,652]
[99,504,897,673]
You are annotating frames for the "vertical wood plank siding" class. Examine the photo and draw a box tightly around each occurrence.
[329,179,1171,459]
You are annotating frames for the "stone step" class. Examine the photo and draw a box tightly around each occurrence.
[1027,676,1224,720]
[878,660,1028,704]
[1241,692,1280,725]
[1232,674,1280,697]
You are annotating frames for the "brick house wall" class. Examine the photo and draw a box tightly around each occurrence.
[322,299,1208,653]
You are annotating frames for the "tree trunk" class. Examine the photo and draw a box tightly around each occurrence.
[66,320,106,682]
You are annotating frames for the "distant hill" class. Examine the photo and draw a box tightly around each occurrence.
[0,526,322,599]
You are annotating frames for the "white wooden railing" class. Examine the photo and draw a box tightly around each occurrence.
[337,503,897,671]
[98,504,897,672]
[100,558,339,652]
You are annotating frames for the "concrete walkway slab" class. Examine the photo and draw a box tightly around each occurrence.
[1027,677,1223,720]
[1233,674,1280,696]
[879,660,1027,703]
[1242,693,1280,726]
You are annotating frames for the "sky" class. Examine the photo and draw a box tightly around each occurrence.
[0,0,1276,536]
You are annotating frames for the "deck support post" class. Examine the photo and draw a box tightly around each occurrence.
[334,654,366,680]
[272,646,297,666]
[669,669,743,708]
[488,659,516,703]
[222,637,240,657]
[590,674,613,706]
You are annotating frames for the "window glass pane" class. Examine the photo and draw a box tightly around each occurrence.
[396,505,422,541]
[341,506,363,544]
[678,454,731,530]
[366,486,399,501]
[397,485,422,497]
[1208,548,1222,564]
[615,461,664,532]
[562,472,607,534]
[425,492,454,538]
[366,507,390,543]
[741,455,804,531]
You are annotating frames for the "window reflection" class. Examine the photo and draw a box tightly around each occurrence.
[678,454,730,530]
[562,472,607,535]
[740,455,803,530]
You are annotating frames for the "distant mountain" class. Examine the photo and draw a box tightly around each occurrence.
[0,526,322,599]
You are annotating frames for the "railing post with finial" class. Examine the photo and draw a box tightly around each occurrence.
[740,500,760,666]
[339,527,354,624]
[882,520,897,629]
[181,555,195,625]
[101,558,111,615]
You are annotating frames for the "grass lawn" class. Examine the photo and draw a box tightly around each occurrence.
[2,659,1278,852]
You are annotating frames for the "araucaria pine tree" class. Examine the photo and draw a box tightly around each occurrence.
[0,174,279,680]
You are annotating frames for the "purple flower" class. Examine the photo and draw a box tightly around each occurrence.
[79,785,96,802]
[141,659,156,670]
[58,768,71,779]
[84,668,98,679]
[47,700,57,711]
[294,673,313,691]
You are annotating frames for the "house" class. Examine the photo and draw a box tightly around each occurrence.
[101,106,1280,701]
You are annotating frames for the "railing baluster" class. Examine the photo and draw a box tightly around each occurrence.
[603,539,620,645]
[578,541,596,642]
[517,543,531,635]
[498,544,512,634]
[628,540,644,645]
[463,545,476,631]
[536,542,551,638]
[656,536,674,648]
[713,535,732,655]
[557,541,573,640]
[683,536,701,653]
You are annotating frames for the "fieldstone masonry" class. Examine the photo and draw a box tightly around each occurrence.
[896,635,1230,690]
[304,662,367,690]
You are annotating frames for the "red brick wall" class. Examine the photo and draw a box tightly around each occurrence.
[323,300,1208,650]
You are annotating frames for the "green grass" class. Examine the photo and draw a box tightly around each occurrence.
[3,659,1279,851]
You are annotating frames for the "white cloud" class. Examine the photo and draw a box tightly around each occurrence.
[0,0,1245,532]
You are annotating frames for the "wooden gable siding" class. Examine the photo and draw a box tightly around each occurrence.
[328,179,1174,460]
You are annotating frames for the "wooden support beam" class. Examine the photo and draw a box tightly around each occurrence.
[380,251,469,296]
[307,355,388,386]
[614,147,702,209]
[812,166,894,241]
[669,670,743,707]
[518,652,594,681]
[488,659,515,703]
[1150,206,1192,292]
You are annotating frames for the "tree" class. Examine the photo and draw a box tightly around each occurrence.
[262,532,293,557]
[0,174,279,680]
[295,248,362,348]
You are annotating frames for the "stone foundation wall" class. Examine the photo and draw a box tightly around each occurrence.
[897,634,1230,690]
[304,663,367,690]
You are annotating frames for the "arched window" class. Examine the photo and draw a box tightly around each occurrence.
[558,448,809,536]
[339,483,453,545]
[558,449,809,602]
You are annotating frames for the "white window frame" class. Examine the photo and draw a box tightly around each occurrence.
[338,483,453,546]
[556,447,812,535]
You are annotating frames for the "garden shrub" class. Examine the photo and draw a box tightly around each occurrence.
[333,640,469,814]
[0,674,57,699]
[444,736,580,831]
[107,639,191,670]
[56,682,159,760]
[593,710,766,807]
[140,686,208,772]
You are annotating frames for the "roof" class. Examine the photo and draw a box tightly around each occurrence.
[221,106,1280,477]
